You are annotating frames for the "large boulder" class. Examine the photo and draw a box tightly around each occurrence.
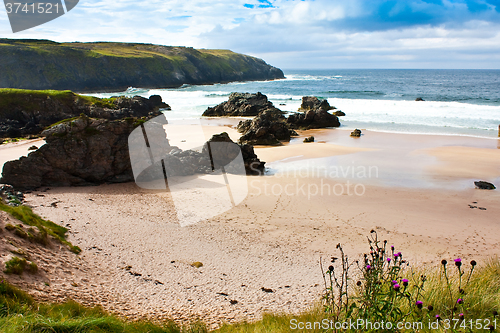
[0,115,143,189]
[298,96,335,112]
[287,96,341,129]
[0,92,169,138]
[237,108,297,145]
[202,92,277,117]
[287,109,340,129]
[203,132,265,175]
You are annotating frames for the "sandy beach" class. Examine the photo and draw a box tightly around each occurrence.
[2,123,500,328]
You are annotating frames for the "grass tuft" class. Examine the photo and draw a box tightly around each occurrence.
[0,201,80,254]
[0,280,204,332]
[4,257,37,275]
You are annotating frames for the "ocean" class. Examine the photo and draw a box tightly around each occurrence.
[89,69,500,139]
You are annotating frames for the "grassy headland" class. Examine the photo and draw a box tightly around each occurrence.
[0,39,284,92]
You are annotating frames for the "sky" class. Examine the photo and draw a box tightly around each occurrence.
[1,0,500,69]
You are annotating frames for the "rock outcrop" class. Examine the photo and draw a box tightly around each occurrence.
[204,132,265,175]
[237,109,297,145]
[298,96,335,112]
[286,96,340,129]
[203,92,276,117]
[1,116,265,189]
[139,132,265,177]
[1,115,140,188]
[0,90,168,138]
[287,110,340,129]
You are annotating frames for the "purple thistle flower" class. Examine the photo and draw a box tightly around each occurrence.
[394,253,398,258]
[391,245,394,250]
[398,252,402,257]
[435,314,441,320]
[387,258,391,263]
[391,280,397,285]
[393,284,400,291]
[459,313,464,319]
[416,300,423,309]
[366,265,371,270]
[402,279,409,287]
[455,258,462,267]
[457,298,463,304]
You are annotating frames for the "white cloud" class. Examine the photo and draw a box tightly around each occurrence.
[0,0,499,68]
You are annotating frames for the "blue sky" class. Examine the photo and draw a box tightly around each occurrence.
[1,0,500,68]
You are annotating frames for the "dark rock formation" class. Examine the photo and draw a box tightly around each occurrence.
[203,92,276,117]
[415,97,425,101]
[303,136,314,143]
[1,115,140,189]
[0,91,167,138]
[474,181,496,190]
[132,131,266,182]
[333,110,346,117]
[286,96,340,129]
[298,96,335,112]
[350,129,362,137]
[237,108,297,145]
[1,117,265,189]
[204,132,265,175]
[0,39,284,92]
[287,110,340,129]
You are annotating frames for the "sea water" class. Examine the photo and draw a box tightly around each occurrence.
[87,69,500,188]
[89,69,500,139]
[90,69,500,139]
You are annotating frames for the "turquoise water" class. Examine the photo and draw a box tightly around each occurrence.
[90,69,500,139]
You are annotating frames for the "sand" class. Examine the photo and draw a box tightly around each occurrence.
[2,124,500,328]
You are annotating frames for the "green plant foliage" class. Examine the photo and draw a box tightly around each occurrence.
[0,280,203,332]
[4,257,37,275]
[0,201,80,254]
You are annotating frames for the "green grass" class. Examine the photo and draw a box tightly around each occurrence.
[0,280,205,333]
[0,88,117,114]
[0,202,81,254]
[4,257,37,275]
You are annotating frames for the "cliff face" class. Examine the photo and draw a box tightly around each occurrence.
[0,39,284,92]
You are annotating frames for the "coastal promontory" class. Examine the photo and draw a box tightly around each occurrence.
[0,39,284,92]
